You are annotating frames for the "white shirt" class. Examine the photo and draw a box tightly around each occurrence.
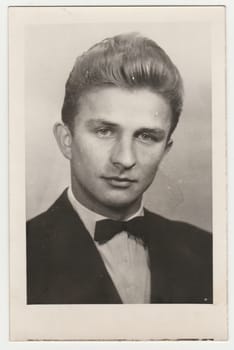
[67,188,151,303]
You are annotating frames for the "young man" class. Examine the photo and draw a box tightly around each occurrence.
[27,33,212,304]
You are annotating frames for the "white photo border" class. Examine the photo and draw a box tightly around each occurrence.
[6,2,227,340]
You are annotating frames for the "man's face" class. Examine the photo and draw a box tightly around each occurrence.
[70,87,172,219]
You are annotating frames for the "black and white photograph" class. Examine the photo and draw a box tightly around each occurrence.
[9,6,227,341]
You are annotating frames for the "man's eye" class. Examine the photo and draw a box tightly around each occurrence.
[96,128,113,137]
[137,132,155,143]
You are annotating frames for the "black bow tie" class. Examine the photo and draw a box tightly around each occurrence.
[94,216,147,244]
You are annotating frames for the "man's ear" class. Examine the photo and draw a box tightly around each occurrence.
[53,122,72,160]
[165,139,173,154]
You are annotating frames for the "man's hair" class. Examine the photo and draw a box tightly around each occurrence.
[62,33,184,136]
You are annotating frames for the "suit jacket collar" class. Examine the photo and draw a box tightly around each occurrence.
[44,190,212,304]
[144,209,173,303]
[47,189,122,303]
[67,186,144,237]
[50,190,168,303]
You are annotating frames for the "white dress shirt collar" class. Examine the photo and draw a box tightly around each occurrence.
[67,187,144,238]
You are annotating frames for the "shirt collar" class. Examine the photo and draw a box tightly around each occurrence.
[67,187,144,238]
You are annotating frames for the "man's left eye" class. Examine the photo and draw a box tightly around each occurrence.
[96,128,113,137]
[137,133,155,143]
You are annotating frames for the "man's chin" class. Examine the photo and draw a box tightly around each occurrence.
[102,196,141,210]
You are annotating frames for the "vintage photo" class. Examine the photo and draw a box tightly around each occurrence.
[9,6,226,340]
[27,32,212,305]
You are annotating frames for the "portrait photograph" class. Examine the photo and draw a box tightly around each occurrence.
[9,5,227,341]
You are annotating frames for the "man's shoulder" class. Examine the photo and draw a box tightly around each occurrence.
[144,208,212,251]
[145,209,212,304]
[28,188,69,218]
[145,208,211,234]
[27,189,71,237]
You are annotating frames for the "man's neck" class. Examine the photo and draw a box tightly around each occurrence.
[69,185,143,221]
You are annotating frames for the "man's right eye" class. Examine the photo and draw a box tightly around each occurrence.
[96,127,113,137]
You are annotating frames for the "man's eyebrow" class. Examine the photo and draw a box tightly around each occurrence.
[85,119,119,128]
[135,127,166,136]
[85,120,167,137]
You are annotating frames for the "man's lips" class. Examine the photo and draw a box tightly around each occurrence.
[102,176,137,182]
[101,176,137,187]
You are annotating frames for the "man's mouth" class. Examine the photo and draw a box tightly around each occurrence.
[102,176,137,188]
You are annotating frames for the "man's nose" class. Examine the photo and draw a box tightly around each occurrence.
[110,137,136,170]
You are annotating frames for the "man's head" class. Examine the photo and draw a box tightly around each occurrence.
[54,33,184,219]
[62,32,183,137]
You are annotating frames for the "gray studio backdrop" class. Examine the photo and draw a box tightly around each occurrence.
[25,22,212,231]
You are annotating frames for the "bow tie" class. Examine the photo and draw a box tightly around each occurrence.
[94,216,147,244]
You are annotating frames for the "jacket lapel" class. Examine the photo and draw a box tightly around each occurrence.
[54,195,174,304]
[43,195,211,304]
[49,191,122,304]
[144,209,173,303]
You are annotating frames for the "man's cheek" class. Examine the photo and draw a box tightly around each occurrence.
[140,159,159,172]
[141,165,159,183]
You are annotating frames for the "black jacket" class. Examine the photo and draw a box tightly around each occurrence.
[27,190,213,304]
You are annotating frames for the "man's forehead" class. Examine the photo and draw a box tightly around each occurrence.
[76,86,172,127]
